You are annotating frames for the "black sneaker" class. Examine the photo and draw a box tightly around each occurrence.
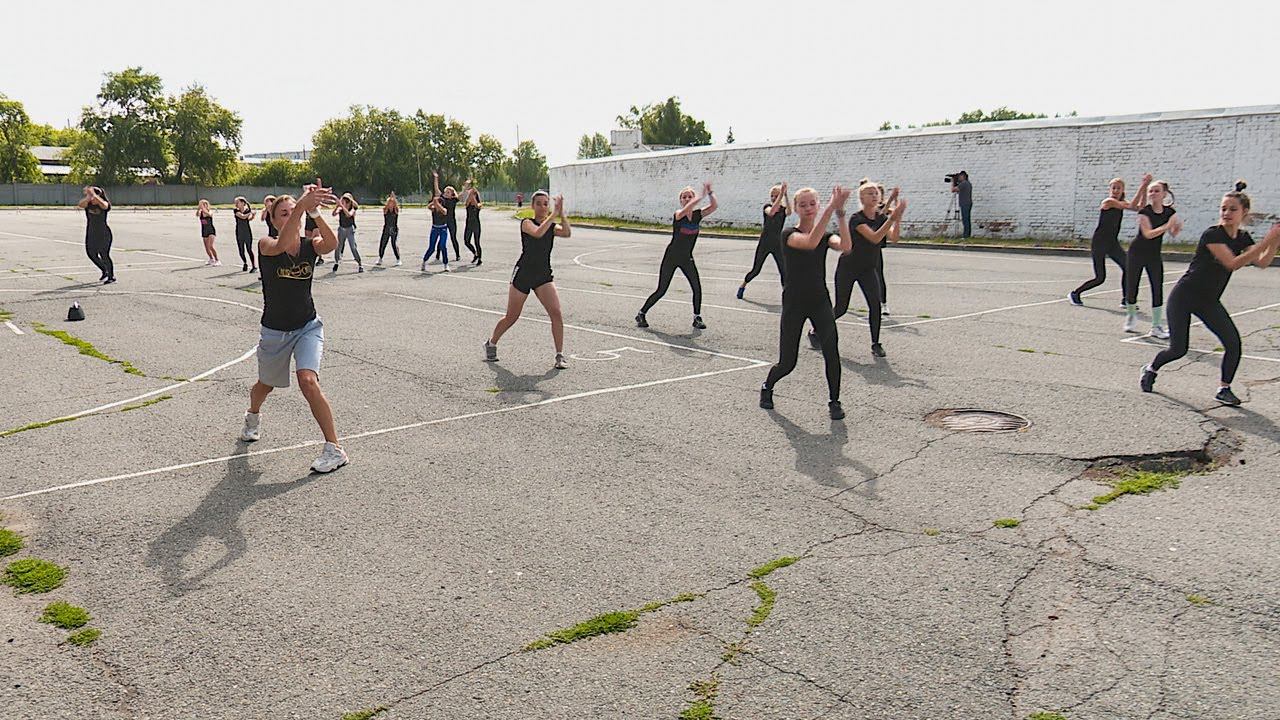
[1215,386,1242,406]
[692,315,706,330]
[1068,291,1083,306]
[103,277,116,285]
[807,330,820,350]
[1140,365,1157,393]
[759,386,774,410]
[243,263,249,272]
[828,400,845,420]
[635,312,649,328]
[871,342,886,358]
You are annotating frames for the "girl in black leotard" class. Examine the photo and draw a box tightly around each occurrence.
[197,199,220,266]
[1142,182,1280,406]
[759,186,853,419]
[483,191,574,369]
[233,197,257,272]
[1123,180,1182,337]
[378,192,401,265]
[819,181,906,358]
[77,186,114,284]
[262,195,278,238]
[738,183,789,299]
[463,181,483,265]
[636,181,719,329]
[1069,174,1151,305]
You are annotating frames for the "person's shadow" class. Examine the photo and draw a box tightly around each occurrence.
[637,327,712,361]
[840,354,931,390]
[486,361,559,405]
[767,410,879,497]
[144,440,321,596]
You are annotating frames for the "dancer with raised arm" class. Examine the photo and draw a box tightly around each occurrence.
[331,193,364,273]
[1069,174,1151,305]
[738,183,789,299]
[233,197,257,273]
[1124,180,1182,336]
[759,186,853,419]
[377,191,401,266]
[1141,182,1280,406]
[197,199,220,266]
[240,180,349,473]
[78,186,114,284]
[463,180,483,265]
[484,191,573,369]
[636,182,718,330]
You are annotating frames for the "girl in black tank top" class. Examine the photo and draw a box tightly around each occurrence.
[197,199,221,266]
[483,192,574,370]
[378,192,401,265]
[78,186,115,283]
[1069,175,1150,304]
[636,181,719,329]
[233,196,257,272]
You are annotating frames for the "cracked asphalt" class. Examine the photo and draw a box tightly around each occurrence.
[2,208,1279,719]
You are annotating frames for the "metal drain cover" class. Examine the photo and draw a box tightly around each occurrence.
[925,408,1031,433]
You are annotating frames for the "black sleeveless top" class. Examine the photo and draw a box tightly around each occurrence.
[517,220,556,274]
[669,208,703,258]
[761,205,787,245]
[85,205,111,243]
[466,203,481,224]
[338,208,355,228]
[441,197,458,222]
[383,206,398,229]
[235,209,253,239]
[259,239,318,331]
[1093,207,1124,243]
[780,228,835,300]
[199,212,216,236]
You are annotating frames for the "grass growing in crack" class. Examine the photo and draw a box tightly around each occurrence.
[0,308,11,321]
[993,518,1021,529]
[638,592,700,613]
[32,323,144,376]
[119,394,172,412]
[0,528,23,557]
[679,677,719,720]
[1186,593,1213,606]
[524,592,702,651]
[65,628,101,647]
[0,415,83,438]
[39,601,90,629]
[4,558,68,594]
[341,707,388,720]
[1089,470,1184,508]
[720,641,745,664]
[747,582,777,629]
[748,556,798,579]
[923,527,941,536]
[1027,712,1068,720]
[485,386,501,394]
[1017,348,1037,353]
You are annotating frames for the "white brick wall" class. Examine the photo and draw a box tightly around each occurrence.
[551,106,1280,241]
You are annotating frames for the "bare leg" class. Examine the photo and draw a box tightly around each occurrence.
[533,282,565,353]
[296,370,338,444]
[489,284,530,345]
[247,381,273,413]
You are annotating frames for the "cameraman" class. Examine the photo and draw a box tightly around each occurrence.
[951,171,973,237]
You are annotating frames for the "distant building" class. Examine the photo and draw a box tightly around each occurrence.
[609,129,681,156]
[29,146,71,179]
[241,150,311,165]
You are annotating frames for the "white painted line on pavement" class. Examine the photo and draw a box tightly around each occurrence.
[4,321,22,335]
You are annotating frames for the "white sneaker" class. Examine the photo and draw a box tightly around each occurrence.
[443,265,451,273]
[311,442,348,473]
[881,305,891,316]
[375,259,382,266]
[554,353,568,370]
[1151,324,1170,340]
[1123,312,1138,334]
[212,260,222,267]
[240,411,261,442]
[395,259,402,267]
[205,258,214,266]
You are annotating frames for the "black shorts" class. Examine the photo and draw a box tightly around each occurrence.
[512,265,553,294]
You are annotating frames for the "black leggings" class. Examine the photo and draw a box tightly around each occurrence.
[1074,235,1126,296]
[235,232,255,267]
[876,253,887,304]
[742,239,784,286]
[641,250,702,315]
[86,237,114,279]
[1151,286,1241,384]
[379,225,400,260]
[765,292,841,402]
[464,221,481,259]
[1125,242,1164,307]
[833,261,882,343]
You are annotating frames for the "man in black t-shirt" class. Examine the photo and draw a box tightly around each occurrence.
[240,183,349,474]
[952,171,973,237]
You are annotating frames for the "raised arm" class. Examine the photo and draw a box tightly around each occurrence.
[553,195,571,238]
[675,190,702,220]
[1128,174,1153,211]
[523,210,558,239]
[432,170,441,197]
[787,187,850,251]
[701,181,718,218]
[1138,213,1178,239]
[855,202,907,245]
[829,196,853,255]
[887,199,906,244]
[765,184,788,217]
[1210,224,1280,270]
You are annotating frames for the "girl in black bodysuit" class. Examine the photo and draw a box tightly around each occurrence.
[197,199,220,266]
[738,183,789,298]
[1123,180,1182,337]
[378,192,401,265]
[636,181,719,330]
[1069,174,1150,305]
[233,196,257,272]
[78,186,115,284]
[463,182,483,265]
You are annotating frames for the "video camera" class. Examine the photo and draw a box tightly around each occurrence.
[944,173,964,185]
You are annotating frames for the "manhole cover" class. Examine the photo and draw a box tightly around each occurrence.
[925,408,1031,433]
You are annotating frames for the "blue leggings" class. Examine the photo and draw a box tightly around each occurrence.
[424,225,450,264]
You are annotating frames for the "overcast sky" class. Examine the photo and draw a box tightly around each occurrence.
[4,0,1277,167]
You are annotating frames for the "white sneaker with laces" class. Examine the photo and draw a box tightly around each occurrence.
[554,353,568,370]
[240,411,261,442]
[395,259,402,267]
[1151,324,1170,340]
[212,260,222,267]
[311,442,349,473]
[1123,312,1138,333]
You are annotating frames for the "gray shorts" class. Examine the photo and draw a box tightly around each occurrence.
[257,317,323,388]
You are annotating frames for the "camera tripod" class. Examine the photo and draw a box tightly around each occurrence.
[943,191,962,237]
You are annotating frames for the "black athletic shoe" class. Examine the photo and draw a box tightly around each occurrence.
[1215,386,1242,406]
[807,330,820,350]
[871,342,886,358]
[635,312,649,328]
[103,277,116,285]
[1140,365,1157,393]
[759,386,774,410]
[692,315,706,330]
[242,263,249,272]
[1068,291,1083,306]
[736,286,745,300]
[828,400,845,420]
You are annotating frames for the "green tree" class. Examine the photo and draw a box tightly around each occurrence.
[576,132,611,159]
[616,97,711,146]
[311,109,366,191]
[230,159,314,187]
[0,95,43,183]
[472,134,510,189]
[312,105,418,194]
[76,67,171,184]
[957,107,1047,124]
[410,111,473,190]
[167,85,242,185]
[29,124,88,147]
[509,140,548,192]
[726,126,735,144]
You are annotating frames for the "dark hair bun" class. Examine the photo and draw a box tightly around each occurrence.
[1234,179,1248,192]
